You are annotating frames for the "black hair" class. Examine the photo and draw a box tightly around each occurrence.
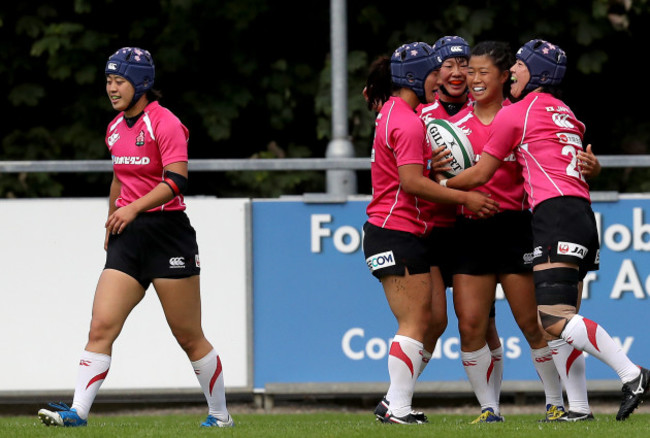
[146,88,162,102]
[537,84,564,100]
[470,41,515,101]
[364,56,396,111]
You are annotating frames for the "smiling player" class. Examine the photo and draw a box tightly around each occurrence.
[442,39,650,422]
[37,47,234,429]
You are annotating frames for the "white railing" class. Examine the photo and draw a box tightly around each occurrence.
[1,155,650,173]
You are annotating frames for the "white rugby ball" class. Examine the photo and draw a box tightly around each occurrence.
[425,118,475,178]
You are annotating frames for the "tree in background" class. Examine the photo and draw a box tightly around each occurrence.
[1,0,649,197]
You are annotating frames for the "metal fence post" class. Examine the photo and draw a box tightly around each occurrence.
[326,0,357,197]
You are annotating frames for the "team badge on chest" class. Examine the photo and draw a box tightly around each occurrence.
[135,130,145,146]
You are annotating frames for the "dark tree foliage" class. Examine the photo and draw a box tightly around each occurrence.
[0,0,649,198]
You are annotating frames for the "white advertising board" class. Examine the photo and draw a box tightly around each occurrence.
[0,197,250,392]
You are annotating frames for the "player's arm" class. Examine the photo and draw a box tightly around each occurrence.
[441,152,501,190]
[105,161,187,235]
[107,172,121,216]
[399,164,499,217]
[104,173,122,250]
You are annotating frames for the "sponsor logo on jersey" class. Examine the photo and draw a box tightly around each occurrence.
[552,113,575,129]
[557,241,588,259]
[79,360,92,366]
[108,132,120,148]
[169,256,186,268]
[533,246,543,259]
[594,249,600,264]
[112,155,151,165]
[366,250,395,272]
[135,130,145,146]
[556,132,582,147]
[195,254,200,268]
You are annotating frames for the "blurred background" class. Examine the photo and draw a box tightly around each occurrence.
[2,1,650,415]
[1,0,649,199]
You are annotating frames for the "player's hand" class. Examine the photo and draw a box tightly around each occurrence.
[464,191,499,218]
[577,144,601,179]
[431,145,453,181]
[105,205,138,235]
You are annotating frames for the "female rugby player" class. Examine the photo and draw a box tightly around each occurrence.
[38,47,233,428]
[363,41,498,424]
[441,39,649,422]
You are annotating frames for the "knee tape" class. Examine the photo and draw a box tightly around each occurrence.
[537,310,569,332]
[534,268,579,307]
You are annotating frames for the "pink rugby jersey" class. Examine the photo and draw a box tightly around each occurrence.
[417,95,473,227]
[417,93,474,120]
[450,106,527,217]
[366,96,435,236]
[483,92,589,210]
[106,101,189,212]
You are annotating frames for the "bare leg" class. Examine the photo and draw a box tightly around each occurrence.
[154,275,230,423]
[153,275,212,361]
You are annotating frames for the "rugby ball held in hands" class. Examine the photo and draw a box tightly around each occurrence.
[425,118,475,178]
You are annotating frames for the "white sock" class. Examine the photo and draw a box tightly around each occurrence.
[386,335,423,417]
[71,350,111,419]
[462,344,498,413]
[531,346,564,407]
[489,346,504,413]
[192,349,229,420]
[418,350,433,378]
[562,315,640,383]
[548,338,590,414]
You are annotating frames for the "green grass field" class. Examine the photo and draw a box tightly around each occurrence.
[2,412,650,438]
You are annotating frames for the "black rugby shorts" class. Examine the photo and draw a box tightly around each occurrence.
[362,222,435,280]
[428,225,456,288]
[105,211,201,289]
[531,196,600,279]
[454,210,534,275]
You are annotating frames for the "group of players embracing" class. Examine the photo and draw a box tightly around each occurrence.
[362,35,649,424]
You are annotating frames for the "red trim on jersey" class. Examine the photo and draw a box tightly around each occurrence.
[389,341,414,377]
[209,356,223,396]
[86,370,109,390]
[582,317,600,352]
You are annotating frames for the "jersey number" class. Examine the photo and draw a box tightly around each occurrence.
[562,145,586,182]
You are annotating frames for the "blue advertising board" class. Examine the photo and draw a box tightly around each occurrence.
[252,197,650,389]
